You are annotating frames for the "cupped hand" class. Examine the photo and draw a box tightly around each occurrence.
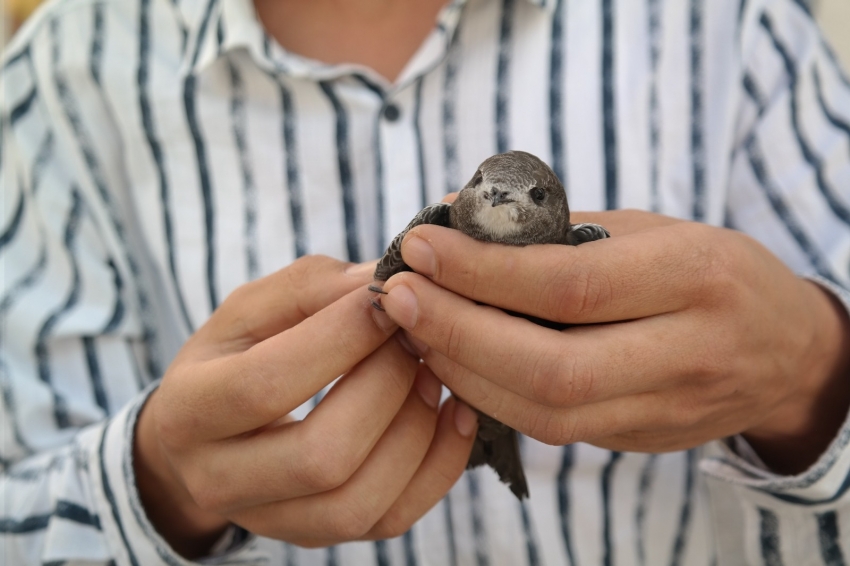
[134,256,478,558]
[380,210,850,474]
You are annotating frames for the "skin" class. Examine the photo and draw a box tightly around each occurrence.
[134,257,478,558]
[133,0,850,558]
[253,0,448,82]
[135,1,463,558]
[380,207,850,474]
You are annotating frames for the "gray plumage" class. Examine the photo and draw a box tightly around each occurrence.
[372,151,610,499]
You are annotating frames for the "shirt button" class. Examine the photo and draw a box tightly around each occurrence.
[383,103,401,122]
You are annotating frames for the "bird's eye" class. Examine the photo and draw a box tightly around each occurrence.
[531,187,546,202]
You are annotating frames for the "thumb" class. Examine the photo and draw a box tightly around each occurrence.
[202,255,377,348]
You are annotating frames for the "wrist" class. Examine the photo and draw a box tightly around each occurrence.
[742,279,850,474]
[134,390,230,559]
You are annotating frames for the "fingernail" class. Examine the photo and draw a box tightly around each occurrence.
[372,307,398,334]
[403,330,429,356]
[454,400,479,438]
[415,369,442,409]
[345,261,376,277]
[403,237,436,277]
[384,285,418,330]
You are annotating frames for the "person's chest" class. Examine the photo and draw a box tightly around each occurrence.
[103,0,743,328]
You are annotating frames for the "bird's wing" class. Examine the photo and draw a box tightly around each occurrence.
[566,222,611,246]
[373,203,453,283]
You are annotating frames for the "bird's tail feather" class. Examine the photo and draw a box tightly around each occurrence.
[467,412,529,499]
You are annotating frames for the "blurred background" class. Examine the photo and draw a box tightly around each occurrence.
[1,0,849,73]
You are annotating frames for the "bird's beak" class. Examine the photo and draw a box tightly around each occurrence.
[491,190,510,207]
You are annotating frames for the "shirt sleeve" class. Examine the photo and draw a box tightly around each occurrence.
[703,0,850,560]
[0,6,259,565]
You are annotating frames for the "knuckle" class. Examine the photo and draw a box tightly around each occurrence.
[188,480,226,513]
[151,405,184,449]
[369,512,412,540]
[287,254,334,289]
[527,354,568,406]
[529,410,580,446]
[324,499,376,540]
[465,261,489,298]
[572,268,611,319]
[529,353,592,407]
[223,282,252,309]
[228,355,287,420]
[285,256,313,288]
[443,316,466,361]
[184,465,234,513]
[546,261,611,321]
[687,334,735,387]
[668,394,703,429]
[151,385,196,449]
[292,437,352,492]
[686,228,739,300]
[212,285,258,341]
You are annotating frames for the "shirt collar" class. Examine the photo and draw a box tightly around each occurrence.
[179,0,557,78]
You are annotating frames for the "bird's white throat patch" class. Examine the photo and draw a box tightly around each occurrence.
[474,203,523,238]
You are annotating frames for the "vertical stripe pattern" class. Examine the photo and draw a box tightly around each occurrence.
[228,61,259,279]
[647,0,662,212]
[689,0,706,221]
[319,81,361,262]
[548,0,566,183]
[601,451,623,566]
[817,511,846,566]
[2,1,850,565]
[279,79,307,258]
[557,445,576,565]
[495,0,514,154]
[139,0,195,332]
[601,0,617,209]
[758,508,784,566]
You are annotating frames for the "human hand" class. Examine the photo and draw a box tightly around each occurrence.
[134,256,478,557]
[379,210,850,474]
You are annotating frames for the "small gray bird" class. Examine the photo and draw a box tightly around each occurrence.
[371,150,610,499]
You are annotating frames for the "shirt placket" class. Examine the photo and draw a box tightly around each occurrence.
[208,0,465,260]
[378,83,432,248]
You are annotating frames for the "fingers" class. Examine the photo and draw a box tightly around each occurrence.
[190,339,419,508]
[159,284,399,441]
[382,272,693,408]
[421,346,665,444]
[422,348,712,449]
[365,380,478,541]
[202,255,377,349]
[569,209,683,237]
[399,219,719,324]
[231,366,444,543]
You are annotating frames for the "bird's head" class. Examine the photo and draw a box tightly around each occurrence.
[452,151,570,245]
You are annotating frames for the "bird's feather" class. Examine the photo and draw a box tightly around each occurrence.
[468,411,529,499]
[371,152,611,500]
[373,203,452,284]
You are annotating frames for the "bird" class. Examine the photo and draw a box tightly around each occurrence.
[370,150,610,499]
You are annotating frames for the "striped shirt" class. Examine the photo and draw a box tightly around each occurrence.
[2,0,850,564]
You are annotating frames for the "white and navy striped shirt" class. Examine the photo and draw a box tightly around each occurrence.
[2,0,850,564]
